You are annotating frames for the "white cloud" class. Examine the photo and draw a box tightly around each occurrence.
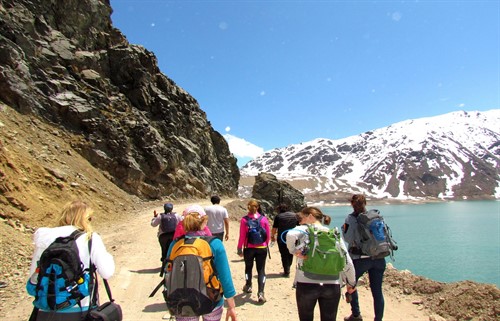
[219,22,228,30]
[260,91,266,96]
[223,134,264,158]
[225,126,231,132]
[391,12,402,22]
[151,23,156,27]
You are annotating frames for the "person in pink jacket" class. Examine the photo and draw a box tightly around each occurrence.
[172,204,212,239]
[237,199,271,304]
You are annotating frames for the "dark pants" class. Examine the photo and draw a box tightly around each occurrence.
[296,282,341,321]
[278,238,293,274]
[349,258,386,321]
[212,232,224,241]
[159,232,174,275]
[243,247,267,293]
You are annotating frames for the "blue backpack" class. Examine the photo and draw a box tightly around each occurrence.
[245,215,267,245]
[27,230,91,311]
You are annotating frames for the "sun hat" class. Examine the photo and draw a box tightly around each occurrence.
[183,204,206,217]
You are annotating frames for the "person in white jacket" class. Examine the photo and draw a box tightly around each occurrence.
[286,206,356,321]
[27,200,115,321]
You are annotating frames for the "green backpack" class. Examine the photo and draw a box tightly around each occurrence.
[300,225,346,280]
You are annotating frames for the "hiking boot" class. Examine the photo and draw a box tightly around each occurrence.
[258,292,266,303]
[344,314,363,321]
[242,284,252,293]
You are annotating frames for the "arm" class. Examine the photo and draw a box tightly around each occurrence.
[342,214,357,246]
[237,217,248,255]
[340,237,356,289]
[285,226,306,256]
[90,233,115,279]
[225,296,237,321]
[270,227,278,242]
[151,215,161,227]
[224,218,230,241]
[263,217,271,245]
[212,239,237,299]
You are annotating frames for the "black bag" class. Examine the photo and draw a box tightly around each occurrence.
[88,279,122,321]
[88,301,122,321]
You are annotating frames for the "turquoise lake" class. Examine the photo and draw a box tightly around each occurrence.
[320,200,500,288]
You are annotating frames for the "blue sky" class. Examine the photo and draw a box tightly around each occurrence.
[109,1,500,167]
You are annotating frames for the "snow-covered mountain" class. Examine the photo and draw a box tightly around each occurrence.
[241,110,500,200]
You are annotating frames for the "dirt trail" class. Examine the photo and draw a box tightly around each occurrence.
[7,200,430,321]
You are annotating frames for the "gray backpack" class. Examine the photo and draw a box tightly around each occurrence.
[355,209,398,259]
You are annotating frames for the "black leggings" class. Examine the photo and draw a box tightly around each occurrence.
[296,282,341,321]
[243,247,267,293]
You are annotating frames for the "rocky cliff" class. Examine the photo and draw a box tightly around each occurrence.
[0,0,239,202]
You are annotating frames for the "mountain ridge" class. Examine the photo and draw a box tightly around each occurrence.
[241,110,500,201]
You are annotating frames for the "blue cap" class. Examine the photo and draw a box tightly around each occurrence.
[164,203,173,213]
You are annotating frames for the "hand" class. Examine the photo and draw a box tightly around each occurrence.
[225,233,229,241]
[270,235,276,242]
[225,297,237,321]
[153,210,158,217]
[346,285,356,294]
[295,250,307,259]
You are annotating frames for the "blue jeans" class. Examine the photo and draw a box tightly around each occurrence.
[350,258,386,321]
[296,282,341,321]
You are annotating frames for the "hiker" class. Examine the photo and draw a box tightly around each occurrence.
[151,202,181,274]
[204,195,230,241]
[165,205,237,321]
[27,200,115,320]
[286,206,356,321]
[173,205,212,239]
[237,199,271,304]
[342,194,385,321]
[270,203,299,277]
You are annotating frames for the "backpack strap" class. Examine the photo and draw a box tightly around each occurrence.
[199,236,223,294]
[85,233,97,319]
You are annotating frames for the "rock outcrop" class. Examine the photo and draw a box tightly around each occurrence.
[0,0,239,200]
[251,172,306,218]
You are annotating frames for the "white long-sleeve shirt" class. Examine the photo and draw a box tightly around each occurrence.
[28,225,115,309]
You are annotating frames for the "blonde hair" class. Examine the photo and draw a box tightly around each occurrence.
[182,212,209,232]
[247,199,259,207]
[57,200,93,239]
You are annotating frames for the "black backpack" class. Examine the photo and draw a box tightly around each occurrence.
[160,212,177,233]
[245,215,267,245]
[27,230,91,311]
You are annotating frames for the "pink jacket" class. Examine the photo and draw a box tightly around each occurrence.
[237,213,271,250]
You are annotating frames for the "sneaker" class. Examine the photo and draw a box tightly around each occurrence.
[258,292,266,303]
[344,315,363,321]
[242,284,252,293]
